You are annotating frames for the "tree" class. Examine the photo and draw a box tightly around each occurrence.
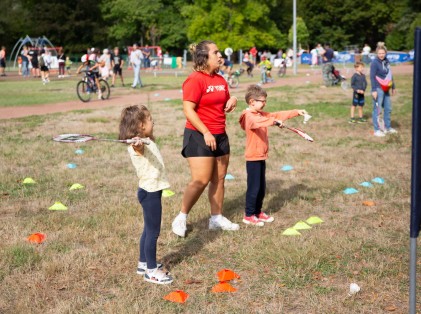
[182,0,287,51]
[288,17,310,50]
[406,13,421,49]
[101,0,163,45]
[297,0,408,50]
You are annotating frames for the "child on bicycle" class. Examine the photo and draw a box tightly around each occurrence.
[258,56,273,83]
[76,49,104,99]
[119,104,173,285]
[239,85,307,226]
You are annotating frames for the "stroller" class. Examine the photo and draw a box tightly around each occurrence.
[331,66,349,90]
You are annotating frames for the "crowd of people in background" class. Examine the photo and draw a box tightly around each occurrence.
[0,44,159,87]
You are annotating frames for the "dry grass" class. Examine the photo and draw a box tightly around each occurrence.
[0,68,417,313]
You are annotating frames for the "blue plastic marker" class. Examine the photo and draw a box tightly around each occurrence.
[343,188,358,194]
[67,163,77,169]
[225,174,235,180]
[281,165,294,171]
[360,182,373,188]
[372,177,385,184]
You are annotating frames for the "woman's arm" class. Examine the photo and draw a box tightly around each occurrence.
[183,100,216,151]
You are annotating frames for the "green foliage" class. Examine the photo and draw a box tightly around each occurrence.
[0,0,419,53]
[288,17,310,49]
[182,0,287,50]
[406,13,421,49]
[386,11,417,50]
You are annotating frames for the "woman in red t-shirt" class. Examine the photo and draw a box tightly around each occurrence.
[171,40,239,237]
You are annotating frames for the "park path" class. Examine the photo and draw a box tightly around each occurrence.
[0,64,413,119]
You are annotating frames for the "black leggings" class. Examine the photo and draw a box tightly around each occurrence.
[137,188,162,269]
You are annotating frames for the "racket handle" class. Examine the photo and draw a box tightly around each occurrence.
[126,138,151,145]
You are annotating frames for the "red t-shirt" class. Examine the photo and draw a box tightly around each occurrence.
[183,71,230,134]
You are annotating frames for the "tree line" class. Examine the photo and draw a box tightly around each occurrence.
[0,0,419,55]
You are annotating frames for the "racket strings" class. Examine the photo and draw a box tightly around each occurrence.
[53,134,94,143]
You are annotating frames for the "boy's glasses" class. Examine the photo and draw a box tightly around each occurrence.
[254,99,267,103]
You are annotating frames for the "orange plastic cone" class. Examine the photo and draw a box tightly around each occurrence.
[362,200,376,206]
[27,233,46,244]
[163,290,189,303]
[212,282,237,293]
[217,269,240,282]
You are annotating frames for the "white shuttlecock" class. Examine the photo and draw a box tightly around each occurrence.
[303,114,312,124]
[349,283,361,295]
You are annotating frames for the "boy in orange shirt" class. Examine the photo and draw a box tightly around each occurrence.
[239,85,307,226]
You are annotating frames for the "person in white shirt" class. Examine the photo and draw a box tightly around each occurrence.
[130,43,144,88]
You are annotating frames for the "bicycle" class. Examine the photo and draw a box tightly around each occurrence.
[77,70,110,102]
[223,68,244,88]
[277,58,287,77]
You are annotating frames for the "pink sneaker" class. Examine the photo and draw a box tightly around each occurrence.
[257,212,274,223]
[242,215,264,226]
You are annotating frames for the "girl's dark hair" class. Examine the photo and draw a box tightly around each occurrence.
[189,40,215,72]
[119,105,150,140]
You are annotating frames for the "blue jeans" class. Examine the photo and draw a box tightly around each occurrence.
[245,161,266,217]
[22,61,29,77]
[137,188,162,269]
[132,63,142,87]
[372,87,392,131]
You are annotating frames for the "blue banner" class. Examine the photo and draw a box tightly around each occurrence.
[300,51,413,64]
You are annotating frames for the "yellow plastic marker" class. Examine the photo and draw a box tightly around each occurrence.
[306,216,324,225]
[292,221,312,230]
[48,202,68,211]
[69,183,84,191]
[282,228,302,236]
[23,177,36,184]
[162,189,175,197]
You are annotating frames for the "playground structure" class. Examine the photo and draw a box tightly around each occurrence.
[9,35,62,69]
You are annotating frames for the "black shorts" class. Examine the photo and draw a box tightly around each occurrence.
[40,65,49,72]
[182,128,230,158]
[113,65,122,75]
[352,92,365,106]
[0,59,6,68]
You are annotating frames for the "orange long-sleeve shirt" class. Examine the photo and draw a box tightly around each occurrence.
[239,108,300,161]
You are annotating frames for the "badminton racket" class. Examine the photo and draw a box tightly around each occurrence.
[53,134,151,144]
[275,122,314,142]
[375,101,385,132]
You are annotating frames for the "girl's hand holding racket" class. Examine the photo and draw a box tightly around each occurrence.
[131,137,148,147]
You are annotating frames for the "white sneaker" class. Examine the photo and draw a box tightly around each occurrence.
[374,130,385,137]
[98,93,102,100]
[385,128,398,134]
[172,218,187,237]
[209,216,240,231]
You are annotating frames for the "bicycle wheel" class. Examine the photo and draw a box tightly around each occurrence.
[230,77,239,88]
[99,79,110,100]
[278,66,286,77]
[76,80,92,102]
[341,81,349,90]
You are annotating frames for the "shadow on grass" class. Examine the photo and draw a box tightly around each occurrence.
[266,180,311,214]
[162,180,310,269]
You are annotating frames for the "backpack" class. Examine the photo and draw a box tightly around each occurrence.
[39,55,45,67]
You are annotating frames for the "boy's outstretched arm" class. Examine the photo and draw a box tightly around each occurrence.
[271,109,307,122]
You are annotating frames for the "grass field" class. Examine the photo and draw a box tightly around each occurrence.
[0,68,188,107]
[0,67,417,313]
